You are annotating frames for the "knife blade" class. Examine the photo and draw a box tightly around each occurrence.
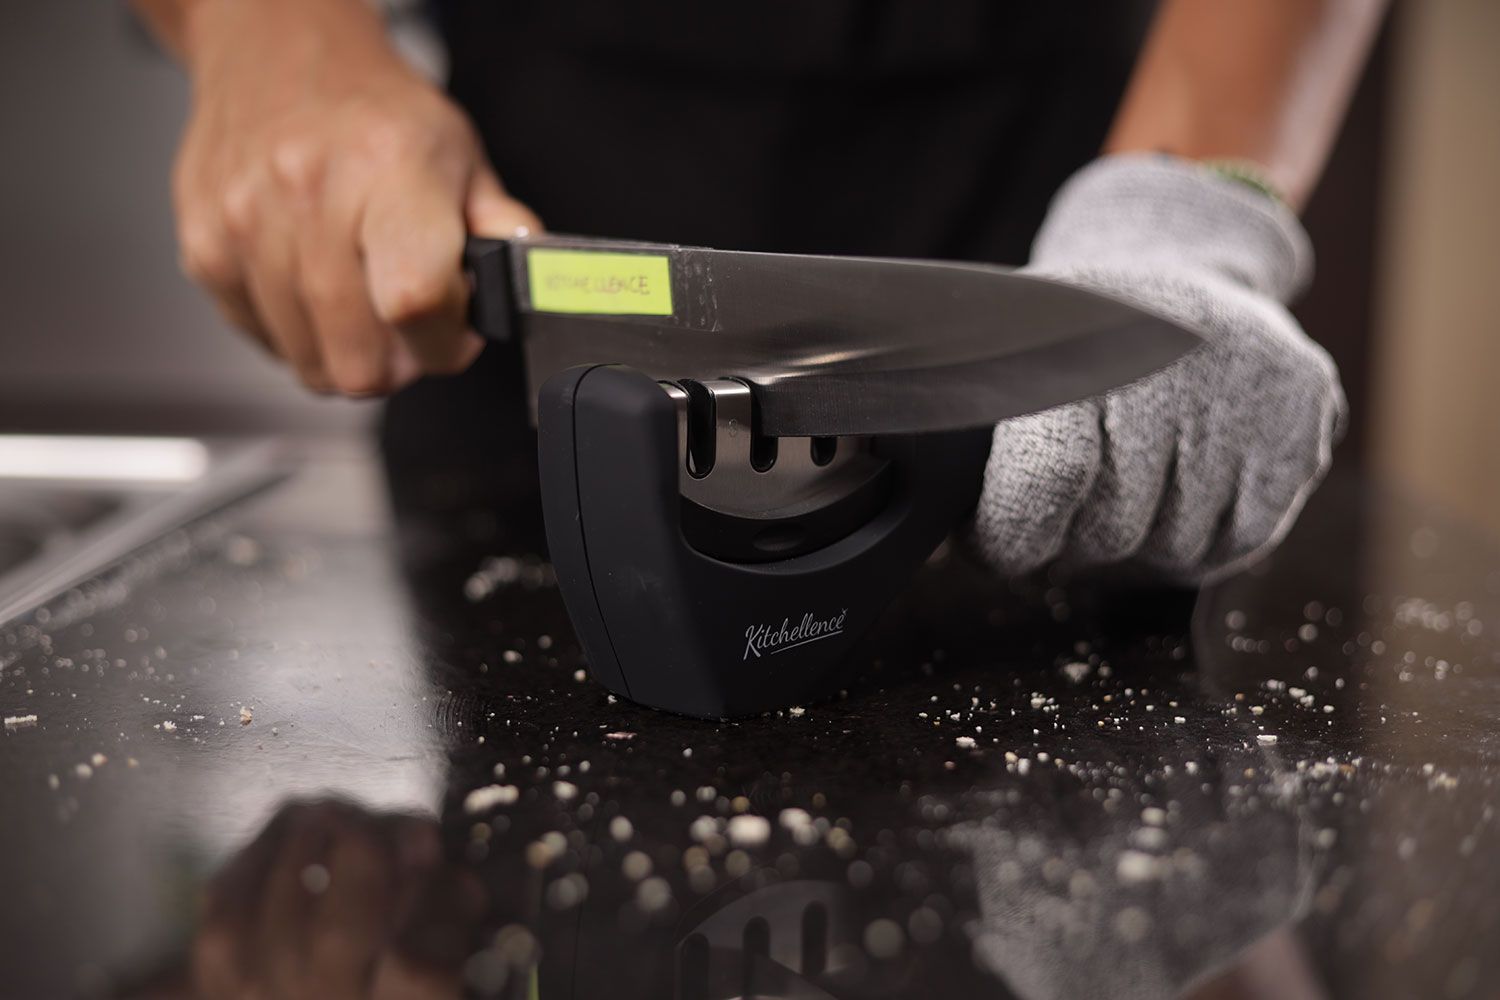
[465,235,1203,438]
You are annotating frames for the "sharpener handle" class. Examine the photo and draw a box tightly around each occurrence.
[463,236,515,342]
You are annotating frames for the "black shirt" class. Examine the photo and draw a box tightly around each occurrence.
[384,1,1156,488]
[437,1,1154,261]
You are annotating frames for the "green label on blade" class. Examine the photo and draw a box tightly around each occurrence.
[526,248,673,316]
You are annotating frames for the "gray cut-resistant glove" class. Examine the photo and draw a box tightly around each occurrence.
[969,154,1345,584]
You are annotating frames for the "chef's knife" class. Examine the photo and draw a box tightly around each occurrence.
[465,235,1202,438]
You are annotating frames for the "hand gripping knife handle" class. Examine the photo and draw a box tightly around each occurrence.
[537,364,990,719]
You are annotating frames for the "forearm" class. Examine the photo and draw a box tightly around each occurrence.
[1105,0,1386,209]
[130,0,199,60]
[130,0,388,66]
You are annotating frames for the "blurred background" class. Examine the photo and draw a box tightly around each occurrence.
[1,0,1496,533]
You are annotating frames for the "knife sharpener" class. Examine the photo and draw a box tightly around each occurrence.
[465,236,1007,717]
[536,364,989,718]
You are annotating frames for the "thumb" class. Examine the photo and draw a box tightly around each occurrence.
[465,166,543,239]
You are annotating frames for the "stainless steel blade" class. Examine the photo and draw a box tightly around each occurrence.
[509,235,1203,437]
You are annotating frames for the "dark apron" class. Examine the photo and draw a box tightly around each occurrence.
[382,1,1155,513]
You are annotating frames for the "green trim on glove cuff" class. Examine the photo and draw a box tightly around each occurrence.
[1200,159,1285,206]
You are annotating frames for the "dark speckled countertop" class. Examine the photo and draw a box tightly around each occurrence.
[1,436,1497,1000]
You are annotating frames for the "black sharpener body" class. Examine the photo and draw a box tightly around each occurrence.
[537,364,990,719]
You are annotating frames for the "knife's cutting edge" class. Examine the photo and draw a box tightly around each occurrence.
[465,235,1206,437]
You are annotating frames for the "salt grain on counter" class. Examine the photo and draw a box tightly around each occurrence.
[1116,850,1163,884]
[955,736,977,749]
[779,808,812,830]
[239,706,253,725]
[465,784,519,813]
[1060,661,1091,684]
[688,815,720,843]
[4,714,38,729]
[1256,734,1279,746]
[621,851,652,880]
[726,814,771,848]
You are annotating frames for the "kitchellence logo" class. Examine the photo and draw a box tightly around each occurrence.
[743,609,848,660]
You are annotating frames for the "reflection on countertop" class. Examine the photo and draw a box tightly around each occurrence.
[0,436,1496,1000]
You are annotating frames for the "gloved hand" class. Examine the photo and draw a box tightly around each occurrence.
[969,154,1345,584]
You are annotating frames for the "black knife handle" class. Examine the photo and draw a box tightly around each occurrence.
[463,236,515,342]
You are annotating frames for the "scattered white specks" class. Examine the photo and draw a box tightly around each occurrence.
[1116,850,1163,884]
[1060,661,1091,684]
[239,706,253,725]
[864,918,905,959]
[300,863,331,894]
[526,832,567,869]
[788,706,806,717]
[553,781,578,801]
[546,873,589,910]
[1256,734,1279,746]
[726,814,771,848]
[464,784,519,813]
[778,807,820,846]
[636,877,672,912]
[1113,906,1152,942]
[1131,826,1169,851]
[688,815,721,843]
[605,731,635,741]
[779,808,811,829]
[955,736,977,749]
[224,536,262,566]
[622,850,652,880]
[1173,716,1187,724]
[4,714,38,729]
[682,747,693,758]
[160,720,177,733]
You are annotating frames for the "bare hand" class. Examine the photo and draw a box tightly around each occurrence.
[171,0,539,395]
